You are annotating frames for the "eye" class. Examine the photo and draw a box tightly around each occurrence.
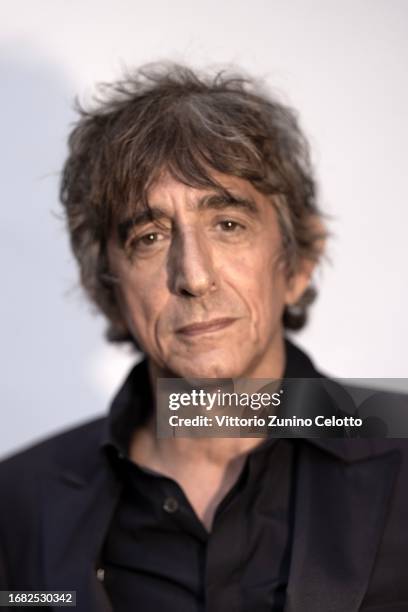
[218,220,244,232]
[125,230,166,258]
[138,232,163,245]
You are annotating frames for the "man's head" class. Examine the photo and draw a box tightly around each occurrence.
[60,63,327,378]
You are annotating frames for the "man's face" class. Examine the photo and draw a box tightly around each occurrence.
[108,173,310,379]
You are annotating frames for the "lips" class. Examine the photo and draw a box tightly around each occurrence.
[175,317,238,336]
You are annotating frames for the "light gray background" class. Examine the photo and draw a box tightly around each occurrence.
[0,0,407,459]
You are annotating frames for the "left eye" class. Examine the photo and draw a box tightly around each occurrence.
[218,220,243,231]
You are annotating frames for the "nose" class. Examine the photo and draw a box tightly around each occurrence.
[168,227,217,297]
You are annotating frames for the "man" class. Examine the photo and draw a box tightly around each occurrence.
[0,64,407,611]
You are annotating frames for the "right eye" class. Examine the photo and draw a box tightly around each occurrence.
[138,232,163,246]
[125,229,168,259]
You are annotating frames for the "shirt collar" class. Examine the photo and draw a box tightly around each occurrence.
[101,357,152,458]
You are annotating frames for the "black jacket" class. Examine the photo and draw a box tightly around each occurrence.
[1,343,408,611]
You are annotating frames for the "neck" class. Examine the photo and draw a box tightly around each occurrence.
[131,335,286,470]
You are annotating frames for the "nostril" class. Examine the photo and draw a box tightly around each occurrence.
[179,288,196,297]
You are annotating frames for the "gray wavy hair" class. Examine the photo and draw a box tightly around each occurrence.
[60,62,327,344]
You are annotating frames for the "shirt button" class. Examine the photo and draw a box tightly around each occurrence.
[163,496,179,513]
[96,568,105,582]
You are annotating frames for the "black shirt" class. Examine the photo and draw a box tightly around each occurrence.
[100,339,317,612]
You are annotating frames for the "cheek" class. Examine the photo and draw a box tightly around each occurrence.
[224,248,287,321]
[116,273,166,339]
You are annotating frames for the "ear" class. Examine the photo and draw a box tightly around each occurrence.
[284,215,326,306]
[284,257,317,306]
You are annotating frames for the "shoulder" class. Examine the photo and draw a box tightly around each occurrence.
[0,416,107,490]
[0,417,111,587]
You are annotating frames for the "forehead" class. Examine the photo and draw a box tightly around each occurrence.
[146,172,260,205]
[120,171,273,225]
[113,172,278,245]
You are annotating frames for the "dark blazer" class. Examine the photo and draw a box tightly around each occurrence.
[1,349,408,611]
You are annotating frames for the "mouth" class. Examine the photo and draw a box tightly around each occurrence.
[175,317,238,336]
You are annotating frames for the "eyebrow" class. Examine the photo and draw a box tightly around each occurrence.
[117,192,259,245]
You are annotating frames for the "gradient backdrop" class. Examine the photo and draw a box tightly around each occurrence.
[0,0,407,458]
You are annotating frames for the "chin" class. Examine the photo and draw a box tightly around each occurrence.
[167,354,247,381]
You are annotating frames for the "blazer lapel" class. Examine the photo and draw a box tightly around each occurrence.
[284,440,401,612]
[41,460,122,612]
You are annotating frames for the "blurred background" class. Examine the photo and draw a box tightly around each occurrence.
[0,0,407,458]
